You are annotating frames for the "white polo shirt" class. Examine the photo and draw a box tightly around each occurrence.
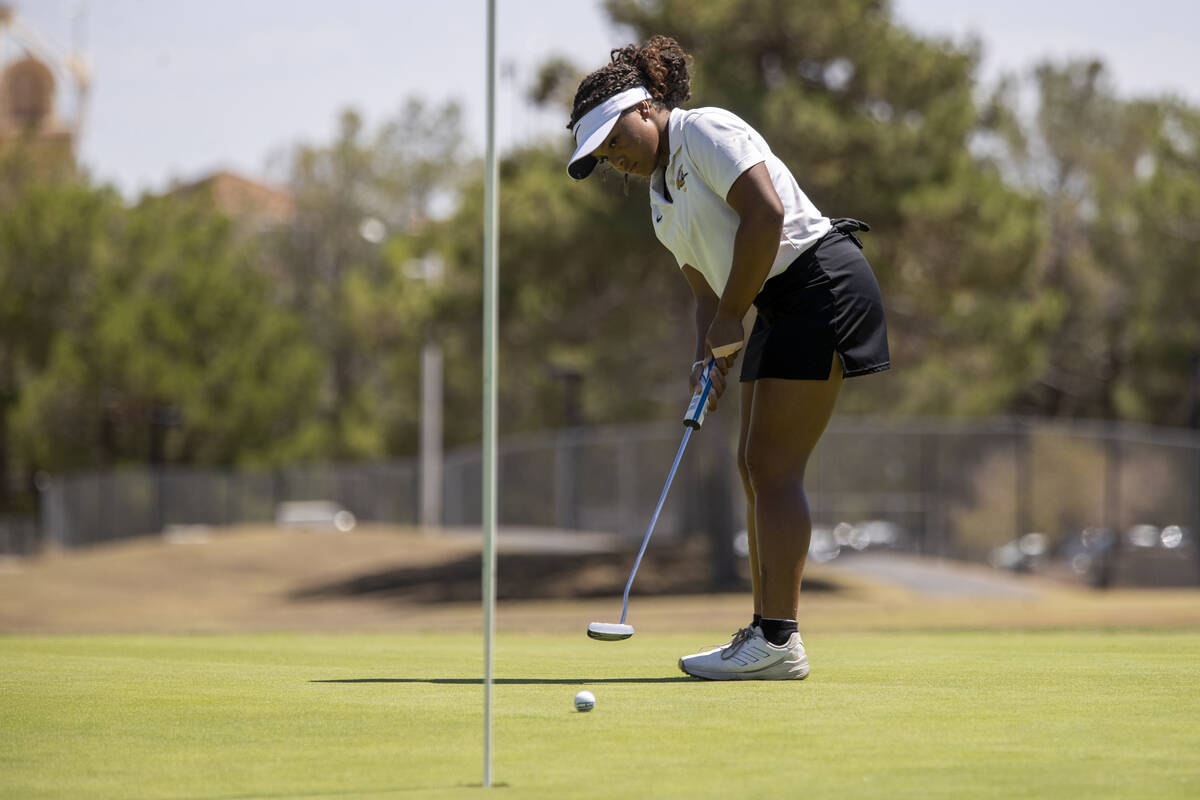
[649,107,830,295]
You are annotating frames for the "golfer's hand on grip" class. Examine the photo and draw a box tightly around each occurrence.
[701,313,745,410]
[689,312,744,412]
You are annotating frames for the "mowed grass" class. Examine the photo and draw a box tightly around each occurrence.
[2,629,1199,799]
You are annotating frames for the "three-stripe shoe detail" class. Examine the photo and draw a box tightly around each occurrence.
[720,628,771,666]
[725,645,771,666]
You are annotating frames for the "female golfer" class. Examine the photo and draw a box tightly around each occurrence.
[567,36,889,680]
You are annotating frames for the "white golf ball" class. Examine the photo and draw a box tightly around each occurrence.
[574,690,595,712]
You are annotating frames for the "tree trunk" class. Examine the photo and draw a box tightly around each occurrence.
[0,352,11,509]
[703,407,740,591]
[0,396,8,510]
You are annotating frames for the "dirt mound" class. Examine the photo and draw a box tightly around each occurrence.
[5,524,1196,636]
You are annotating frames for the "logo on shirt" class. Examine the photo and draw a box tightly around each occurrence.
[675,166,688,192]
[655,213,663,224]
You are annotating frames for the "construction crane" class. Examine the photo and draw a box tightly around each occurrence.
[0,2,91,150]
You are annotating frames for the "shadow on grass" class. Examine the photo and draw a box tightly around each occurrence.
[312,677,694,685]
[183,786,498,799]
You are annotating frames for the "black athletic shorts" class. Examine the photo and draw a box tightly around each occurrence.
[739,228,890,382]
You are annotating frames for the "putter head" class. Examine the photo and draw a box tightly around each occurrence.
[587,622,635,641]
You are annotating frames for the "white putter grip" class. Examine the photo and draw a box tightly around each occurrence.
[683,361,718,429]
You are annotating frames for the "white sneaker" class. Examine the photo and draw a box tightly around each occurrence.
[678,626,809,681]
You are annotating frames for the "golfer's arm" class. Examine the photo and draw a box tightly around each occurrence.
[682,264,719,362]
[717,162,785,321]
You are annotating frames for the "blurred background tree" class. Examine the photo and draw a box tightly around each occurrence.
[11,189,323,472]
[267,100,470,458]
[1127,102,1200,426]
[0,169,116,505]
[986,59,1200,425]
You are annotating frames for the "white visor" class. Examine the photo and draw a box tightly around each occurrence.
[567,86,653,180]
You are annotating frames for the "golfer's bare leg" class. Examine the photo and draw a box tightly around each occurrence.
[744,354,843,620]
[736,380,761,617]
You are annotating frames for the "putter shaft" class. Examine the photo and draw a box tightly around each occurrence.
[616,360,716,623]
[619,425,693,623]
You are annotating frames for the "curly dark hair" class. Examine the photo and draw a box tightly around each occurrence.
[567,35,693,130]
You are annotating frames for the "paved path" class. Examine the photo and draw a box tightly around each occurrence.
[438,531,1043,597]
[825,552,1042,598]
[435,526,624,555]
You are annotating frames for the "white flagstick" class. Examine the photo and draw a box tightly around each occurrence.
[481,0,498,788]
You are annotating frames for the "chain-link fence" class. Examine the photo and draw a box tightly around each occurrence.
[8,416,1200,584]
[32,461,419,549]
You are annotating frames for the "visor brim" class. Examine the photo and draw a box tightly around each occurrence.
[568,154,598,180]
[566,114,617,180]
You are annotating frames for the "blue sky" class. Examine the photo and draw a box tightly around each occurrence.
[12,0,1200,199]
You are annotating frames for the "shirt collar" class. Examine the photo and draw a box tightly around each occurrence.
[651,108,687,201]
[666,107,686,163]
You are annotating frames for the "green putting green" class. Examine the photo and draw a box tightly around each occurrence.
[3,629,1198,798]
